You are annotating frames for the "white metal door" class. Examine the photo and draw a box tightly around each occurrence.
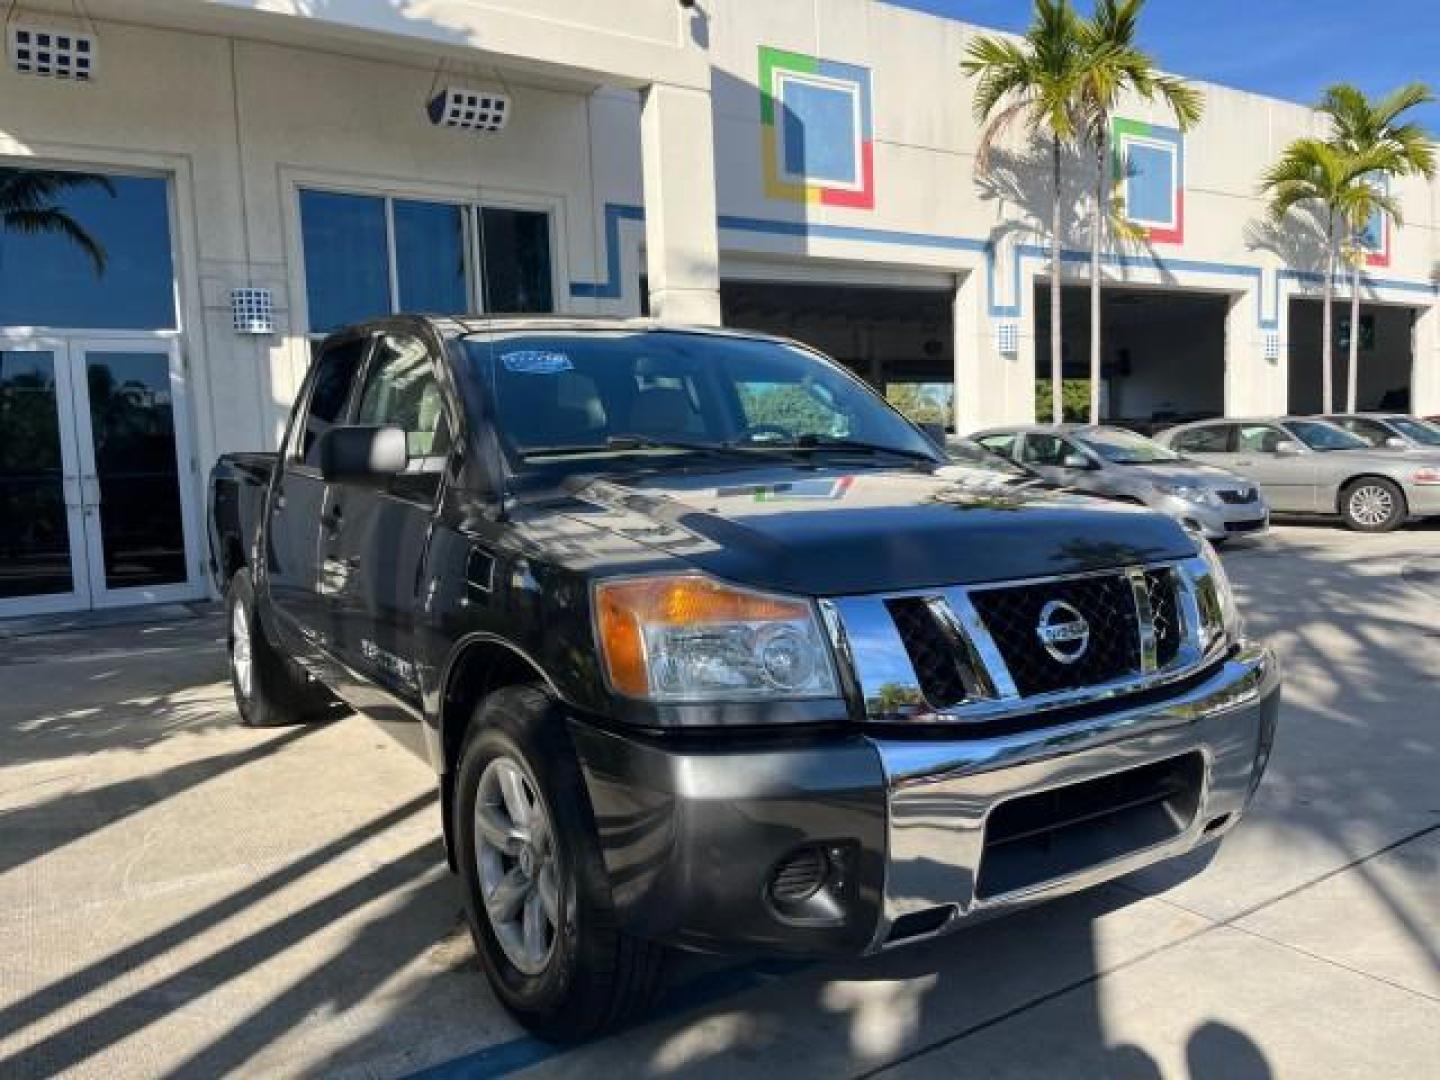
[0,337,92,617]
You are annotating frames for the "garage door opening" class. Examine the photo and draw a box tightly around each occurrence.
[722,280,955,426]
[1034,284,1228,430]
[1287,299,1415,414]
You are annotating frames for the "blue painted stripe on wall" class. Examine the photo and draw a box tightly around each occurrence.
[568,202,1438,329]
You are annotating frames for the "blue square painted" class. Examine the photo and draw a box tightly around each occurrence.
[1126,142,1176,225]
[1358,205,1384,251]
[780,78,858,185]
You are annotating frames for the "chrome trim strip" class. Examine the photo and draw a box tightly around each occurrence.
[934,590,1018,700]
[1128,567,1158,674]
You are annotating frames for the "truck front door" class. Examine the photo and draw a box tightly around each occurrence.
[267,335,370,660]
[321,331,451,754]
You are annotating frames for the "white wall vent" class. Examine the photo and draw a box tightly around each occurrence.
[427,87,510,132]
[995,320,1019,355]
[231,288,276,335]
[8,25,95,81]
[1262,331,1280,362]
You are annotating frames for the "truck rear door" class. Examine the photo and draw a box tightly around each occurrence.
[266,335,371,660]
[320,330,452,752]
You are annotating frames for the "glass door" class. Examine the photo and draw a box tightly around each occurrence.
[0,340,91,616]
[69,339,202,608]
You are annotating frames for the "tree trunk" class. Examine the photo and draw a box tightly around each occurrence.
[1089,127,1107,425]
[1050,135,1064,424]
[1347,258,1361,414]
[1321,225,1335,415]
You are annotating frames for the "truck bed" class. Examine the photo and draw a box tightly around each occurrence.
[208,452,277,591]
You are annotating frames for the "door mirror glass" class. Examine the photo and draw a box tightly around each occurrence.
[318,425,408,484]
[1274,439,1303,456]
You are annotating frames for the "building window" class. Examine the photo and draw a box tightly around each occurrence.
[0,168,176,330]
[298,186,555,333]
[480,207,553,314]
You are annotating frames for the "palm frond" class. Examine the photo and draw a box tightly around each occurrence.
[2,207,108,273]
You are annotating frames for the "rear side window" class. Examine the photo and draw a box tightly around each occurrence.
[1237,425,1285,453]
[297,337,369,466]
[1334,418,1388,447]
[975,434,1016,459]
[1172,425,1233,454]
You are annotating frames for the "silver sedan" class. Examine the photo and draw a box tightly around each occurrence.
[970,424,1270,542]
[1156,417,1440,532]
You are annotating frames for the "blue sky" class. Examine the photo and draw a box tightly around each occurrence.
[885,1,1440,130]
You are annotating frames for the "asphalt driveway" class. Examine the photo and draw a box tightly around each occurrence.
[0,524,1436,1078]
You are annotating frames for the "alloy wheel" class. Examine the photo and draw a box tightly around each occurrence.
[231,602,253,700]
[474,756,560,975]
[1349,485,1394,528]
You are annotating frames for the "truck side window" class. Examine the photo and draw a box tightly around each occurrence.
[298,338,369,467]
[355,333,452,499]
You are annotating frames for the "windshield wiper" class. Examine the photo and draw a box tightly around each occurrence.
[520,434,744,458]
[758,434,939,462]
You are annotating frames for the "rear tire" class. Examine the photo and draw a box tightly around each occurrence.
[225,570,336,727]
[454,685,665,1042]
[1341,478,1406,533]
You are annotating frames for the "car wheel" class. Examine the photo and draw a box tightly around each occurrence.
[1341,478,1406,533]
[454,685,665,1042]
[225,570,337,727]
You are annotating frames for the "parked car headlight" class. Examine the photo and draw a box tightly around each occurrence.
[1412,467,1440,486]
[1165,484,1220,507]
[1191,538,1244,651]
[595,575,839,702]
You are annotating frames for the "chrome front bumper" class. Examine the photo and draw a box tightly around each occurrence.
[864,639,1281,951]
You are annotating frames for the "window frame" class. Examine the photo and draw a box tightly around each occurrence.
[286,171,565,338]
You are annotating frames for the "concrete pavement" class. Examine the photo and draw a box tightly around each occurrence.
[0,524,1436,1078]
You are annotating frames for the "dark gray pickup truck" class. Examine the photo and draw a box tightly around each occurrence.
[209,315,1280,1040]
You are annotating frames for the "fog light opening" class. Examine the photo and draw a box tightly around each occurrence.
[766,842,856,926]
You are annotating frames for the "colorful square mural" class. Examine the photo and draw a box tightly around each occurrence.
[1114,117,1184,244]
[759,45,874,209]
[1356,176,1390,268]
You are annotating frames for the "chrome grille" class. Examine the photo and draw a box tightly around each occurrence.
[968,574,1140,696]
[824,557,1214,723]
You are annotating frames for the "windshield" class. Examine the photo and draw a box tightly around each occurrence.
[1073,426,1180,464]
[468,330,940,468]
[1390,418,1440,447]
[1284,420,1369,451]
[942,437,1032,479]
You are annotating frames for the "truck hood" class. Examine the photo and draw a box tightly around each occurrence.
[555,464,1196,595]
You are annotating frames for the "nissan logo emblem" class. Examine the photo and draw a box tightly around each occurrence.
[1036,600,1090,664]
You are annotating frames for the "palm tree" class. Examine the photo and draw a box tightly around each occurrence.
[963,0,1086,424]
[0,167,114,274]
[1259,140,1402,414]
[1076,0,1203,423]
[1315,83,1435,412]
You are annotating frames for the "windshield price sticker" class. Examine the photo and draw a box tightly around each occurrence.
[502,351,573,375]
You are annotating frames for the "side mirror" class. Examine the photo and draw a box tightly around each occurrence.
[1062,452,1095,469]
[1384,436,1407,449]
[1274,439,1303,456]
[318,424,408,484]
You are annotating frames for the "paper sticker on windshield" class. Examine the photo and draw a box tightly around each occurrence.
[501,350,573,375]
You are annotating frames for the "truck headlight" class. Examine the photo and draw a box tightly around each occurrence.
[1192,538,1244,651]
[595,575,839,702]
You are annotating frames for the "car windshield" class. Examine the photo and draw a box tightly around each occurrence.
[942,437,1032,479]
[1284,420,1369,451]
[1073,426,1180,464]
[1389,418,1440,446]
[467,330,941,469]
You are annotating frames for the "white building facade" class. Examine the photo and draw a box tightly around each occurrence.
[1,0,1436,616]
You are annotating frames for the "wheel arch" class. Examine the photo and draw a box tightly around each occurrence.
[437,635,560,869]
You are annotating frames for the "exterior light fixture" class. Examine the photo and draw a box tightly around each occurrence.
[1263,331,1280,362]
[8,23,96,80]
[427,86,510,132]
[231,288,276,335]
[995,320,1019,355]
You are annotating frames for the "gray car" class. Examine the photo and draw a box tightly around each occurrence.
[1323,413,1440,455]
[1156,416,1440,532]
[970,424,1270,542]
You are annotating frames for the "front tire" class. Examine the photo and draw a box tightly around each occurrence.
[1341,478,1406,533]
[454,685,665,1042]
[225,570,336,727]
